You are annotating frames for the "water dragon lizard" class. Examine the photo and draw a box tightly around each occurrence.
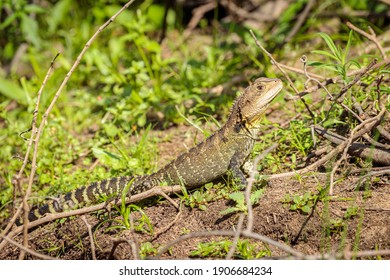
[24,77,283,223]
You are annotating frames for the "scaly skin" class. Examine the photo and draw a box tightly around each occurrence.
[25,77,283,223]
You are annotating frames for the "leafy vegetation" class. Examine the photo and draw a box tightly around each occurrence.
[220,189,265,215]
[190,239,270,259]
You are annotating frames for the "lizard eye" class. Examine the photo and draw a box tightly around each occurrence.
[256,84,265,91]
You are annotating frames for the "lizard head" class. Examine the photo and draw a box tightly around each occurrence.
[234,77,283,129]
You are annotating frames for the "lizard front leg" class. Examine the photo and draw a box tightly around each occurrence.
[228,156,248,187]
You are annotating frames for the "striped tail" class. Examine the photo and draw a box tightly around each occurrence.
[19,175,134,225]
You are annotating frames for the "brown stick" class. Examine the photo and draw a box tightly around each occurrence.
[81,215,96,260]
[0,234,56,260]
[225,214,245,260]
[16,53,58,260]
[249,29,315,119]
[284,0,316,44]
[314,125,390,165]
[294,58,390,99]
[268,108,386,181]
[328,107,386,194]
[346,22,387,59]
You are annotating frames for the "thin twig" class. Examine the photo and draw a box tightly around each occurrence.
[108,238,139,260]
[249,29,315,119]
[284,0,316,44]
[346,22,387,59]
[328,107,386,194]
[152,204,182,239]
[293,58,390,99]
[225,214,245,260]
[278,63,325,80]
[128,213,140,260]
[268,109,385,181]
[332,58,378,102]
[0,234,57,260]
[81,215,96,260]
[16,53,59,260]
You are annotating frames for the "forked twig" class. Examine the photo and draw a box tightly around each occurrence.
[81,215,96,260]
[249,29,315,119]
[328,107,386,195]
[346,22,387,59]
[0,234,56,260]
[268,108,386,181]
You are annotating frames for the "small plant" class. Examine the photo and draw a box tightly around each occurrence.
[282,191,318,214]
[344,206,359,219]
[182,182,221,211]
[190,240,232,258]
[190,239,270,259]
[186,190,213,211]
[139,242,159,259]
[109,183,154,234]
[220,189,265,215]
[311,31,358,83]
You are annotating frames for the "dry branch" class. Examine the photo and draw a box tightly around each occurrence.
[346,22,387,59]
[268,108,386,181]
[81,215,96,260]
[328,107,386,194]
[314,125,390,165]
[0,234,56,260]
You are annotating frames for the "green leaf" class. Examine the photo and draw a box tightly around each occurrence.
[301,205,311,214]
[318,32,341,62]
[20,14,41,48]
[92,147,121,167]
[147,4,165,27]
[0,13,18,30]
[229,192,245,205]
[342,30,353,65]
[24,4,46,14]
[250,189,265,205]
[311,50,339,61]
[322,118,345,128]
[48,0,72,34]
[104,123,119,137]
[199,205,207,211]
[0,77,29,105]
[220,207,238,215]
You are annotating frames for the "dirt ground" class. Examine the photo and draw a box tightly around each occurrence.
[1,106,389,260]
[1,175,389,260]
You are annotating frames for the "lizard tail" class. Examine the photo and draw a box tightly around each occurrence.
[18,175,134,225]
